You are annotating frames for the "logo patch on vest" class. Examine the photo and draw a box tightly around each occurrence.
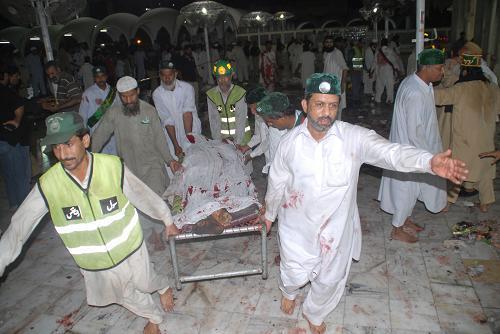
[100,196,119,214]
[63,206,82,221]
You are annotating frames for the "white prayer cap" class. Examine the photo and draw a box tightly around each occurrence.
[116,76,138,93]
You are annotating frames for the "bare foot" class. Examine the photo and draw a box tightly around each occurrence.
[160,287,175,312]
[144,321,160,334]
[441,202,451,213]
[302,313,326,334]
[211,208,232,227]
[280,296,296,315]
[403,218,424,232]
[479,203,490,213]
[391,227,418,243]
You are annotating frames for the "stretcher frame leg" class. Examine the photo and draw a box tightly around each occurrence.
[168,223,268,290]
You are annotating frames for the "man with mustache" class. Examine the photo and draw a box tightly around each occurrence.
[91,76,182,195]
[79,66,119,155]
[263,72,469,334]
[0,112,179,334]
[207,59,251,146]
[41,61,82,113]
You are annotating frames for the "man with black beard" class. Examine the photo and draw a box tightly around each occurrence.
[263,72,468,334]
[91,76,182,195]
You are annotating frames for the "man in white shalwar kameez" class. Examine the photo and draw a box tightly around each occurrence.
[363,41,377,96]
[263,72,468,334]
[79,66,119,155]
[152,61,202,159]
[378,49,448,243]
[322,36,348,120]
[372,38,404,104]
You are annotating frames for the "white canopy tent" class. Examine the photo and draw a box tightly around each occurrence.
[132,8,180,46]
[56,17,100,50]
[92,13,139,49]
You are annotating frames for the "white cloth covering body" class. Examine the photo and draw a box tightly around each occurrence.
[164,134,260,228]
[265,120,435,326]
[378,74,447,227]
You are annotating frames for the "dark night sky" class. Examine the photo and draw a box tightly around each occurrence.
[0,0,451,29]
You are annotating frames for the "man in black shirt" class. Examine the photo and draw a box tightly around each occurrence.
[0,64,31,211]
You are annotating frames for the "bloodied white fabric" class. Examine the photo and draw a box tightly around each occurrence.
[378,74,447,227]
[265,120,435,325]
[163,134,260,228]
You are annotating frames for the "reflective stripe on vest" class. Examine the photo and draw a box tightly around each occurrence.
[38,153,143,271]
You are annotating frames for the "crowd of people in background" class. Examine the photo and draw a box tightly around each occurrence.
[0,27,498,334]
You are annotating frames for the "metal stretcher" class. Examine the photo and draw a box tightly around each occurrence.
[168,205,268,290]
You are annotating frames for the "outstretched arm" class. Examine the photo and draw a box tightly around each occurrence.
[430,149,468,184]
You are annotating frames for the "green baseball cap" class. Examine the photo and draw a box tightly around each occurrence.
[245,86,268,104]
[418,48,445,65]
[213,59,233,77]
[41,112,86,146]
[305,73,341,95]
[256,92,290,118]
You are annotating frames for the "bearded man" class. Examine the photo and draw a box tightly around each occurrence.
[91,76,182,195]
[263,72,468,334]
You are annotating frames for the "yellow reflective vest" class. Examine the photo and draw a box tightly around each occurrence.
[38,153,143,271]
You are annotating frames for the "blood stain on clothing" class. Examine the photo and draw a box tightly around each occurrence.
[319,236,334,254]
[282,190,304,209]
[352,304,369,315]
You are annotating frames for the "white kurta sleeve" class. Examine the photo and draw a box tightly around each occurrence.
[403,93,431,150]
[234,98,249,145]
[183,84,197,113]
[265,142,292,221]
[250,118,270,158]
[0,185,49,277]
[122,165,173,227]
[358,127,434,174]
[152,90,174,127]
[78,93,91,126]
[207,98,222,140]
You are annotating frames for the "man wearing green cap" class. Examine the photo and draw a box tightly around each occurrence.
[0,111,180,334]
[207,59,252,148]
[152,60,202,160]
[379,48,448,243]
[434,46,500,212]
[79,66,119,155]
[237,86,273,173]
[264,72,468,334]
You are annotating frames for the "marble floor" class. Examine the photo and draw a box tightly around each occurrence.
[0,94,499,334]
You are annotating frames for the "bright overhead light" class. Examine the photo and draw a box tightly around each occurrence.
[0,40,10,44]
[373,7,378,13]
[201,7,207,15]
[256,15,261,21]
[64,33,72,37]
[279,13,284,19]
[100,43,105,47]
[100,28,108,33]
[145,7,151,11]
[30,37,41,41]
